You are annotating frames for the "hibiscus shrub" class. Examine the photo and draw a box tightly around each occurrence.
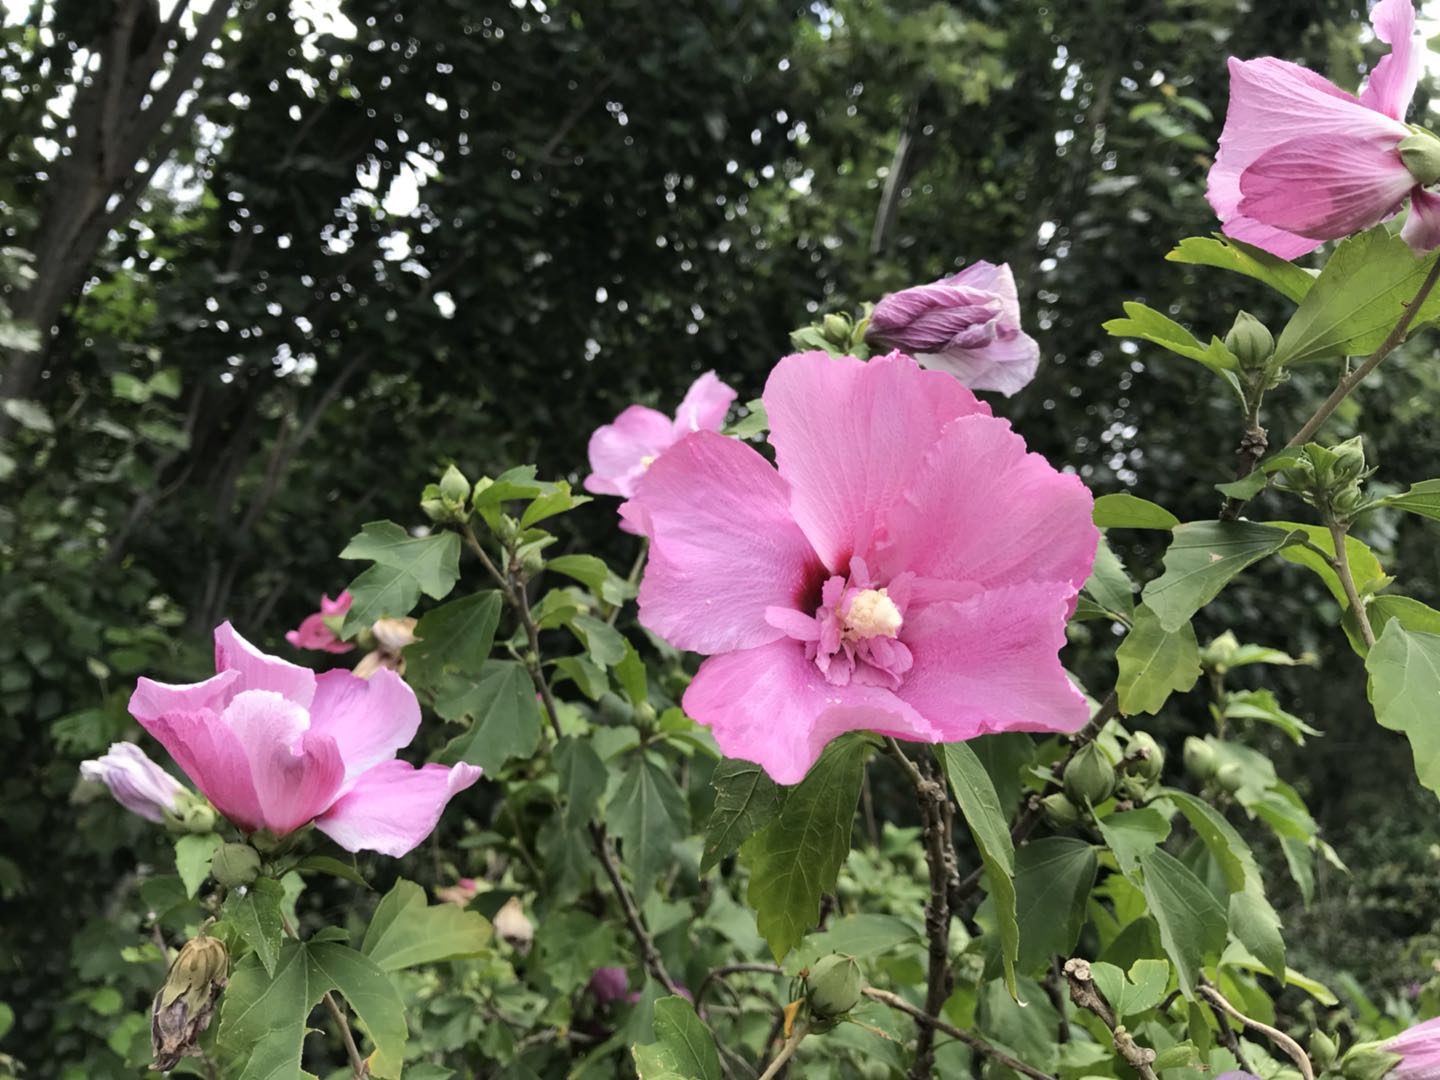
[66,2,1440,1078]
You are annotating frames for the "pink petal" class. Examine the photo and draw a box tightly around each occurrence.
[307,668,422,786]
[896,586,1089,740]
[1360,0,1422,122]
[919,328,1041,397]
[138,707,266,833]
[130,669,241,729]
[319,591,353,616]
[1402,186,1440,254]
[1208,56,1409,257]
[763,351,990,571]
[1238,133,1415,240]
[682,639,937,784]
[79,742,186,823]
[314,759,483,856]
[286,613,354,654]
[672,371,737,435]
[877,413,1097,596]
[221,689,345,835]
[1387,1017,1440,1079]
[584,405,674,498]
[214,622,316,708]
[621,430,822,654]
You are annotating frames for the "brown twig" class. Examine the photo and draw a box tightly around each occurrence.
[1199,983,1314,1080]
[1063,958,1158,1079]
[695,963,785,1010]
[757,1023,807,1080]
[1328,522,1374,648]
[862,987,1058,1080]
[1207,995,1256,1075]
[322,991,368,1078]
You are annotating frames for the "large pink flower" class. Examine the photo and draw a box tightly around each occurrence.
[1208,0,1440,257]
[1387,1017,1440,1079]
[129,623,481,856]
[866,262,1040,396]
[620,352,1098,783]
[285,591,354,654]
[584,371,737,499]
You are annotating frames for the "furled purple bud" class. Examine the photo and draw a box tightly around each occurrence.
[80,742,186,824]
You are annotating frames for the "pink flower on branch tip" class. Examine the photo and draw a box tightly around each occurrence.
[1208,0,1440,257]
[866,261,1040,396]
[1387,1016,1440,1079]
[584,371,738,500]
[285,591,355,654]
[620,351,1098,784]
[129,623,481,856]
[79,742,187,823]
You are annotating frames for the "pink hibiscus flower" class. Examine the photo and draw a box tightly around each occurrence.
[285,591,355,654]
[1208,0,1440,258]
[1387,1017,1440,1079]
[584,371,737,499]
[619,351,1098,783]
[129,623,481,856]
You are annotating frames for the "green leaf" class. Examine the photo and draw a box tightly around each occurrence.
[1115,605,1201,716]
[1381,478,1440,521]
[174,833,222,899]
[631,996,723,1080]
[1089,958,1172,1019]
[340,523,462,634]
[1142,521,1301,631]
[614,640,648,706]
[293,855,369,888]
[2,398,53,433]
[609,754,690,900]
[788,913,921,972]
[725,398,769,438]
[546,553,613,595]
[1271,227,1440,366]
[1228,889,1286,987]
[571,613,626,668]
[222,878,286,977]
[1269,520,1385,608]
[1102,302,1241,378]
[1367,621,1440,800]
[1166,234,1316,303]
[1096,808,1171,878]
[472,465,545,509]
[520,480,589,528]
[556,736,608,830]
[1138,848,1227,997]
[1080,536,1134,622]
[1223,688,1320,744]
[436,659,543,773]
[1365,595,1440,649]
[741,736,870,960]
[219,940,408,1079]
[701,758,784,873]
[1013,837,1097,975]
[939,743,1019,997]
[361,879,492,971]
[1214,471,1269,500]
[1092,493,1179,530]
[404,592,502,694]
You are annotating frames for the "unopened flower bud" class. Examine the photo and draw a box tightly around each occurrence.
[439,464,470,506]
[1182,736,1218,783]
[1310,1030,1339,1071]
[519,547,546,579]
[1401,130,1440,187]
[1124,733,1164,783]
[822,313,853,346]
[1340,1041,1404,1080]
[80,742,186,824]
[1200,630,1240,672]
[1331,437,1367,484]
[163,789,217,835]
[1216,762,1245,793]
[1225,311,1274,372]
[420,492,450,523]
[1063,743,1116,807]
[1331,485,1368,518]
[210,843,261,889]
[1118,774,1150,802]
[1040,792,1082,829]
[807,954,863,1018]
[494,896,534,954]
[152,935,228,1071]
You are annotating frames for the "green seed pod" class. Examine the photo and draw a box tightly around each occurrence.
[1182,736,1218,783]
[1216,762,1245,793]
[1310,1030,1339,1072]
[1040,792,1082,829]
[1340,1041,1404,1080]
[1125,732,1164,783]
[210,843,261,889]
[1224,311,1274,372]
[1063,743,1117,807]
[807,954,863,1019]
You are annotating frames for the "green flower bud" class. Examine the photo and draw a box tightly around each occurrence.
[1310,1030,1339,1072]
[1118,774,1150,802]
[210,843,261,889]
[1225,311,1274,372]
[1040,792,1082,829]
[164,790,217,835]
[1215,762,1244,793]
[519,547,546,579]
[152,935,228,1071]
[1182,736,1218,783]
[439,464,470,506]
[1401,129,1440,186]
[822,313,853,346]
[1340,1041,1404,1080]
[1124,732,1164,783]
[1331,486,1368,518]
[1063,743,1117,807]
[807,953,863,1018]
[1331,436,1367,484]
[1200,630,1240,671]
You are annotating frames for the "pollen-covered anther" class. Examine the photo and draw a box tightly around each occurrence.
[842,588,903,640]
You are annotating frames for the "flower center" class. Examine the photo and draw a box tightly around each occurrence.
[639,454,657,469]
[843,588,903,641]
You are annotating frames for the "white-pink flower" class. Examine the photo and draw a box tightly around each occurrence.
[285,591,354,654]
[79,742,187,823]
[1387,1017,1440,1079]
[584,372,737,499]
[1207,0,1440,257]
[620,351,1097,783]
[130,623,480,856]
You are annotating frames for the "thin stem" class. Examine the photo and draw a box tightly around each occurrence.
[695,963,785,1010]
[1222,256,1440,520]
[1208,996,1257,1076]
[1063,959,1158,1080]
[323,991,368,1078]
[589,821,685,998]
[1199,984,1314,1080]
[606,537,649,626]
[1329,522,1374,648]
[757,1023,807,1080]
[861,988,1058,1080]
